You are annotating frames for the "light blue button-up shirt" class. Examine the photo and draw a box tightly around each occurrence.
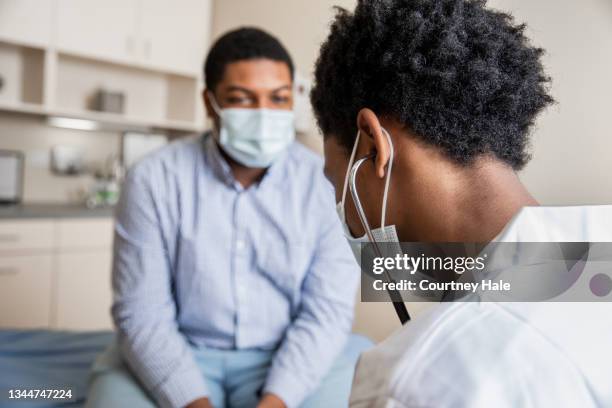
[112,133,359,408]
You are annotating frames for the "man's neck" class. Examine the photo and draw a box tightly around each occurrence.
[218,147,267,189]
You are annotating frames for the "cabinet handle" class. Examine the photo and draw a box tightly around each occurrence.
[0,267,19,276]
[0,234,19,243]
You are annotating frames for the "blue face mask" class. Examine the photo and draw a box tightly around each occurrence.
[208,92,295,168]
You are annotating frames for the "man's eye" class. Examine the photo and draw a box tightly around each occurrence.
[271,95,290,104]
[227,97,251,105]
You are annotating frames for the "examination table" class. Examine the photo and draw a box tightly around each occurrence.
[0,330,114,407]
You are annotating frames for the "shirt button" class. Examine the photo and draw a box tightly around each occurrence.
[236,239,246,250]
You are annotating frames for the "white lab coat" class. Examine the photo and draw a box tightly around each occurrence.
[350,206,612,408]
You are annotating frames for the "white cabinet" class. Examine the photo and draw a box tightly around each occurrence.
[56,0,140,63]
[55,251,113,330]
[0,0,210,132]
[0,0,53,47]
[54,218,114,330]
[0,255,53,328]
[55,0,210,75]
[56,218,114,249]
[0,217,114,331]
[139,0,211,75]
[0,219,55,252]
[0,219,55,328]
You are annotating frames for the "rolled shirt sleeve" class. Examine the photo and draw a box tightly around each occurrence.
[263,182,360,407]
[112,164,207,408]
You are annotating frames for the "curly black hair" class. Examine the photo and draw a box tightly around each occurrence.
[205,27,294,91]
[311,0,554,169]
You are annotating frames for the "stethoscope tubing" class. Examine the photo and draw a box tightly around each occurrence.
[348,154,411,324]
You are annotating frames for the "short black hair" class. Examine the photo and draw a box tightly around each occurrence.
[311,0,554,169]
[204,27,294,91]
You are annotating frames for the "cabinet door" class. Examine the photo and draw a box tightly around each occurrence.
[0,0,53,47]
[56,0,139,63]
[0,219,55,253]
[139,0,211,75]
[55,251,113,330]
[0,255,53,329]
[56,218,114,250]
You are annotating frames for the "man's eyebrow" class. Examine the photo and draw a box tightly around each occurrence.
[270,85,292,92]
[225,86,257,95]
[224,85,291,94]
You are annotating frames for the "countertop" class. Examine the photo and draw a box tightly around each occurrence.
[0,203,115,219]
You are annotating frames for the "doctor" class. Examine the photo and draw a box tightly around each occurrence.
[311,0,612,407]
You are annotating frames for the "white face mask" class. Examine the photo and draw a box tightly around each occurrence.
[336,128,400,264]
[208,92,295,168]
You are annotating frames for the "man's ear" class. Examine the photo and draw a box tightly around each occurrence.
[357,108,390,179]
[202,89,216,119]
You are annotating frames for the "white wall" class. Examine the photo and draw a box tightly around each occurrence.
[489,0,612,205]
[213,0,612,205]
[212,0,355,81]
[212,0,612,342]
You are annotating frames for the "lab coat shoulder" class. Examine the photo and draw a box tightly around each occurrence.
[394,303,601,407]
[349,301,466,406]
[350,206,612,408]
[495,205,612,242]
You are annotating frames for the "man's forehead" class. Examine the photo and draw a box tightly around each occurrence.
[218,59,292,90]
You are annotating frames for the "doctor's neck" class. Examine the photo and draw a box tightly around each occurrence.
[390,131,538,243]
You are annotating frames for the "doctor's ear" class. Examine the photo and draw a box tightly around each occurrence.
[357,108,391,179]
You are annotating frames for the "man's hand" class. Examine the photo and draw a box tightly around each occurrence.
[185,397,213,408]
[257,393,287,408]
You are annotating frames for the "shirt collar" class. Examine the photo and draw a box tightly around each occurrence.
[202,131,290,191]
[203,131,236,187]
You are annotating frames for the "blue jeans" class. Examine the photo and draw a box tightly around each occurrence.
[86,334,372,408]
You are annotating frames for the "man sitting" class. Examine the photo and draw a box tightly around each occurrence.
[87,28,371,408]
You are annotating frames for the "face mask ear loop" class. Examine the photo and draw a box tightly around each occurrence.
[380,127,394,231]
[341,130,361,208]
[349,153,377,244]
[207,91,222,116]
[207,91,225,141]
